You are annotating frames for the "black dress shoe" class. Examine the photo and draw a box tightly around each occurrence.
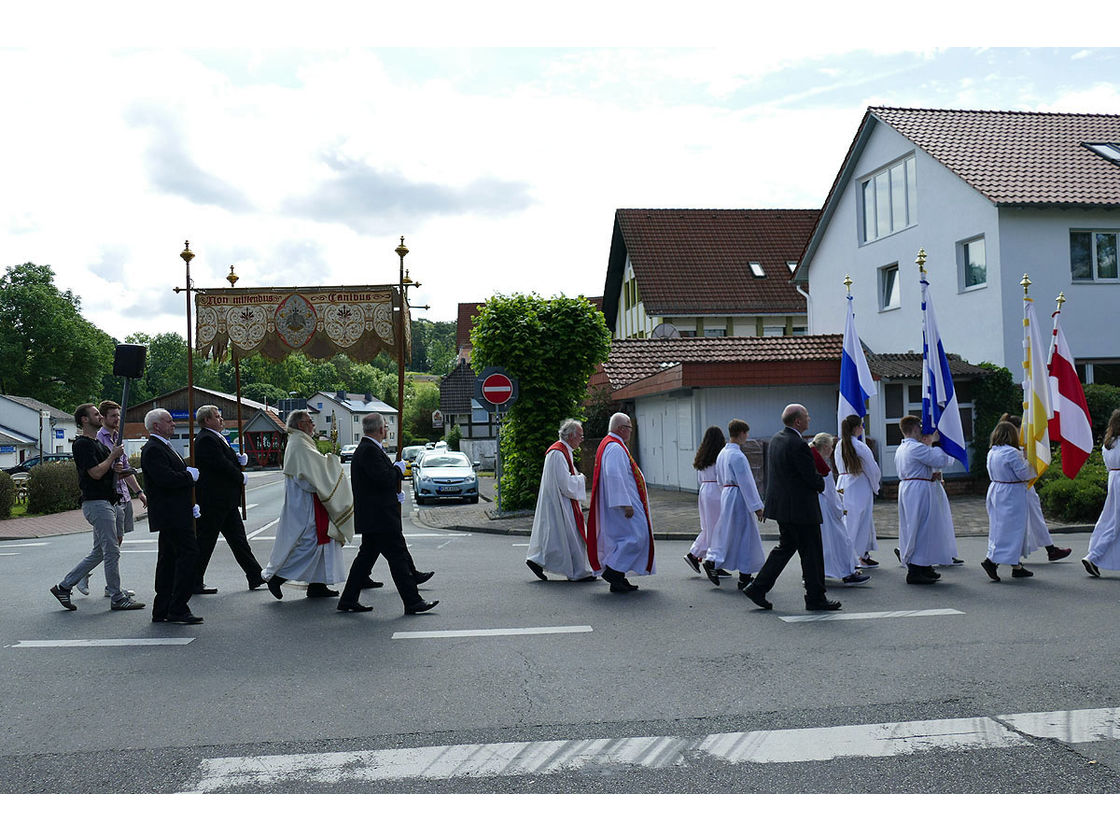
[906,569,937,584]
[267,576,285,599]
[980,558,1001,582]
[742,585,772,610]
[151,615,167,623]
[306,583,339,597]
[248,577,267,590]
[167,613,204,625]
[1011,565,1034,578]
[194,587,218,595]
[360,578,385,589]
[413,570,435,585]
[703,560,721,586]
[526,560,548,581]
[609,580,638,593]
[404,599,439,614]
[337,602,374,612]
[805,599,841,611]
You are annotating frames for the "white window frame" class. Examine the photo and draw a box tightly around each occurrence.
[860,155,917,243]
[1070,229,1120,283]
[879,263,901,312]
[958,235,987,291]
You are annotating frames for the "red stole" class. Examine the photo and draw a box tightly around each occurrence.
[811,448,832,477]
[586,435,654,573]
[312,495,331,545]
[547,441,586,543]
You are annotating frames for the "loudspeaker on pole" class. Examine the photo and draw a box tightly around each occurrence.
[113,344,147,379]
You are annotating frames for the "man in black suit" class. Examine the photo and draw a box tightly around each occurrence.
[193,404,266,593]
[338,412,438,615]
[140,408,203,625]
[743,404,841,612]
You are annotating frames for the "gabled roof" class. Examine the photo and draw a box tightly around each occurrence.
[865,350,987,379]
[796,106,1120,283]
[602,209,819,330]
[0,424,36,445]
[439,357,476,413]
[315,391,397,415]
[601,335,844,391]
[0,395,72,421]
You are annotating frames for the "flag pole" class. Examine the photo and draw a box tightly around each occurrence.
[1020,273,1032,428]
[226,265,247,521]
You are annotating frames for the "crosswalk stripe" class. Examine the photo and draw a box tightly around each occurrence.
[7,638,195,648]
[780,608,964,623]
[247,519,279,539]
[393,625,593,640]
[191,706,1120,792]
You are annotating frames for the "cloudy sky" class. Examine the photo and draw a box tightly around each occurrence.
[3,6,1118,343]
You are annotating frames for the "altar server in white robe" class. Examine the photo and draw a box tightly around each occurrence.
[980,421,1035,582]
[526,419,594,582]
[703,419,765,590]
[836,414,881,568]
[263,410,354,599]
[998,414,1073,563]
[684,425,727,575]
[1084,409,1120,578]
[810,434,869,585]
[895,415,958,585]
[587,413,654,593]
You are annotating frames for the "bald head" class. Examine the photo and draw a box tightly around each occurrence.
[782,403,809,431]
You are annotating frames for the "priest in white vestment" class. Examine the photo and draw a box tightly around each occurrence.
[263,410,354,599]
[895,416,958,584]
[981,421,1034,581]
[587,413,654,593]
[703,420,765,590]
[1084,410,1120,577]
[526,419,594,582]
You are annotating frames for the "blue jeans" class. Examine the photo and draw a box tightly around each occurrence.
[60,500,124,603]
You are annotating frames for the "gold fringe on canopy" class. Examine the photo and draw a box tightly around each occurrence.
[194,285,410,363]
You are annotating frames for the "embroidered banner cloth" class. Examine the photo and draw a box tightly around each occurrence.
[194,285,410,363]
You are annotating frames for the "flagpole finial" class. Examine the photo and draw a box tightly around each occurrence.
[1021,273,1031,297]
[843,274,852,296]
[1056,290,1066,310]
[915,248,927,273]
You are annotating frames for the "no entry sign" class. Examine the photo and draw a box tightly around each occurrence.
[474,366,519,412]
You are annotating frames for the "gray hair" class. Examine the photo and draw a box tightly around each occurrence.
[144,408,170,432]
[286,409,311,432]
[196,404,221,424]
[609,412,632,433]
[558,418,583,443]
[362,412,385,435]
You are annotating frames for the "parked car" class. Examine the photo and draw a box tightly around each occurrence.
[4,453,75,475]
[400,445,424,479]
[412,451,480,505]
[340,443,358,463]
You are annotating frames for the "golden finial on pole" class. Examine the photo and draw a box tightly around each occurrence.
[915,248,927,273]
[1021,273,1031,296]
[226,265,239,287]
[843,274,852,295]
[180,240,194,263]
[1055,290,1066,311]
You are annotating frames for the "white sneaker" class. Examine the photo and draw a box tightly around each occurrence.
[105,587,136,597]
[76,575,90,596]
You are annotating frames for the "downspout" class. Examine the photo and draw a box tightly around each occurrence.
[795,283,812,334]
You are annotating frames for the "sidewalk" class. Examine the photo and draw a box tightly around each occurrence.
[414,475,1095,540]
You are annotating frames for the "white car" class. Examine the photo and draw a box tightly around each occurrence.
[340,443,359,463]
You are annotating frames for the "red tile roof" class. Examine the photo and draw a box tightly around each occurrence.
[603,209,818,330]
[456,302,482,352]
[871,106,1120,206]
[601,335,844,391]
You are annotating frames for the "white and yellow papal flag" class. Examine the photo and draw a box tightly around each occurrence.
[1022,294,1052,486]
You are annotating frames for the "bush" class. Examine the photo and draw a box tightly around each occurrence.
[0,471,14,519]
[1084,383,1120,442]
[128,453,144,492]
[1036,444,1109,522]
[27,461,80,515]
[970,363,1022,481]
[446,424,462,452]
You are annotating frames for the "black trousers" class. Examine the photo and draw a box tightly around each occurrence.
[196,503,263,586]
[340,531,420,608]
[752,520,827,602]
[153,525,200,619]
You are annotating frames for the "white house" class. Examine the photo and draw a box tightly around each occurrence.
[309,390,399,451]
[0,395,77,470]
[796,106,1120,477]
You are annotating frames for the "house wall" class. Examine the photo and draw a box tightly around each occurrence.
[0,400,76,462]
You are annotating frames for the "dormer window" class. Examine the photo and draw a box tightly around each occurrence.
[787,261,798,273]
[749,262,765,278]
[1084,142,1120,165]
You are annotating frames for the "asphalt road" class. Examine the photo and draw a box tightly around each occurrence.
[2,469,1119,796]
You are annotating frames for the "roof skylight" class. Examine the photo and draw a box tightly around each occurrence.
[1085,142,1120,164]
[749,262,766,277]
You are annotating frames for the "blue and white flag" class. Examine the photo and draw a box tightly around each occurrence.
[920,272,968,468]
[837,291,877,432]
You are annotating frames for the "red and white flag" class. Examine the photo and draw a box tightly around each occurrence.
[1047,307,1093,478]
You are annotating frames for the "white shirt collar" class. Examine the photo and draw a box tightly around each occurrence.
[363,435,384,450]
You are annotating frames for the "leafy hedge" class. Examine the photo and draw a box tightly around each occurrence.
[0,471,14,519]
[1035,444,1108,522]
[1084,384,1120,441]
[969,363,1023,481]
[27,462,80,515]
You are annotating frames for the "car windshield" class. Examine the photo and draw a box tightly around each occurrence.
[402,447,423,460]
[422,454,470,469]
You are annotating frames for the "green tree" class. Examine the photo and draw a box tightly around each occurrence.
[404,380,441,441]
[470,294,611,510]
[0,263,116,410]
[242,382,288,407]
[969,362,1022,481]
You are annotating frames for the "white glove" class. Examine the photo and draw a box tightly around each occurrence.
[237,454,248,466]
[394,460,406,474]
[242,474,249,485]
[396,491,405,503]
[186,466,199,481]
[192,504,201,518]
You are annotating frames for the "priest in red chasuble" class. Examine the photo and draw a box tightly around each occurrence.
[526,419,594,582]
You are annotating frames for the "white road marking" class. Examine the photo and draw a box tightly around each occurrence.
[252,536,276,540]
[6,542,48,547]
[511,543,529,547]
[121,550,157,553]
[248,519,279,539]
[245,504,258,511]
[780,608,965,623]
[8,638,195,648]
[194,706,1120,792]
[0,552,18,556]
[402,533,466,538]
[393,625,593,640]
